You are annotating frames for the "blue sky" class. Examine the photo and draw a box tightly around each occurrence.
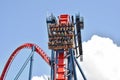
[0,0,120,79]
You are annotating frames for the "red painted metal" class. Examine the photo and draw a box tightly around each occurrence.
[55,14,71,80]
[0,43,50,80]
[59,14,70,25]
[56,52,66,80]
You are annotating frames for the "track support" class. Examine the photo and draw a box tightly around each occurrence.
[28,46,35,80]
[14,46,35,80]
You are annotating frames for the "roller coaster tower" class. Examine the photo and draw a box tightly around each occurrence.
[0,13,87,80]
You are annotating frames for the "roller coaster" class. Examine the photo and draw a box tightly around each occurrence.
[0,14,87,80]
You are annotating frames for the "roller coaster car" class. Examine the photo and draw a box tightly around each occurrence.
[47,14,75,50]
[58,14,70,26]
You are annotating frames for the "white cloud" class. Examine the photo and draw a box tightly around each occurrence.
[32,35,120,80]
[32,75,50,80]
[78,35,120,80]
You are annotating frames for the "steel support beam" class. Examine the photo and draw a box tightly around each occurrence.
[51,50,55,80]
[70,49,77,80]
[14,46,35,80]
[74,56,87,80]
[28,46,35,80]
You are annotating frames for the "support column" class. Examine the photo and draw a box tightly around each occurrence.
[70,49,77,80]
[29,46,35,80]
[51,50,55,80]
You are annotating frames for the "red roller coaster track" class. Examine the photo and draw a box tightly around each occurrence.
[0,43,50,80]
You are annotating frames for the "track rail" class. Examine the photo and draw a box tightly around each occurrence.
[0,43,50,80]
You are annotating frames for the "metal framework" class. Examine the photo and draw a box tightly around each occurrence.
[0,13,87,80]
[46,14,86,80]
[0,43,50,80]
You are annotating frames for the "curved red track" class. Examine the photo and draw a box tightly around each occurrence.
[0,43,50,80]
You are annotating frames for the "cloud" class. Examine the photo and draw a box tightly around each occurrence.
[32,35,120,80]
[32,75,50,80]
[78,35,120,80]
